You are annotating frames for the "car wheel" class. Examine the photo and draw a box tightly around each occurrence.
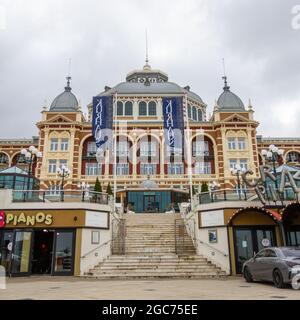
[273,269,285,289]
[243,267,253,283]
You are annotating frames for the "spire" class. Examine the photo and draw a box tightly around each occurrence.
[143,29,151,70]
[65,58,72,91]
[222,58,230,91]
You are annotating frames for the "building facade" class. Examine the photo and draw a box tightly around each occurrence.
[0,62,300,194]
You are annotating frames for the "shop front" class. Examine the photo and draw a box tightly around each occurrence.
[226,207,282,274]
[0,209,110,277]
[282,202,300,246]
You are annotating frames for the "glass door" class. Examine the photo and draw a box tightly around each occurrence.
[234,227,276,274]
[52,230,75,276]
[11,230,33,276]
[234,229,254,274]
[0,230,14,275]
[144,195,156,212]
[286,228,300,246]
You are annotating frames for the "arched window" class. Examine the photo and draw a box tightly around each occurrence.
[139,101,147,116]
[148,101,156,116]
[124,101,133,116]
[287,151,300,163]
[192,106,197,120]
[188,104,192,119]
[197,109,203,122]
[0,153,8,164]
[117,101,123,116]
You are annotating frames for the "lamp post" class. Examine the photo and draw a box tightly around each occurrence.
[77,181,90,201]
[20,146,42,191]
[261,144,284,191]
[57,165,71,202]
[230,164,246,200]
[208,181,220,201]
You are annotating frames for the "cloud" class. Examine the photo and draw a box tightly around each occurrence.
[0,0,299,138]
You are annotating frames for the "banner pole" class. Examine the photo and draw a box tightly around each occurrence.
[184,93,194,211]
[113,92,118,213]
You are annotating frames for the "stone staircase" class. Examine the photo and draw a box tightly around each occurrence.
[85,213,226,279]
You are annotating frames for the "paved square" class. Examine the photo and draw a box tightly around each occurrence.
[0,276,299,300]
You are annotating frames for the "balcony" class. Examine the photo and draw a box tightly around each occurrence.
[12,189,109,204]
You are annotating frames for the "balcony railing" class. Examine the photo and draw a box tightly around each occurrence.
[12,189,109,204]
[198,189,258,204]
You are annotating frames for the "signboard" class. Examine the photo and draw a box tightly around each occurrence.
[3,212,53,227]
[85,211,108,229]
[162,97,184,152]
[92,96,113,152]
[201,210,224,227]
[262,238,270,247]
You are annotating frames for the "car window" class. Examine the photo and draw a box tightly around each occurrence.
[265,249,277,258]
[281,248,300,258]
[255,250,266,258]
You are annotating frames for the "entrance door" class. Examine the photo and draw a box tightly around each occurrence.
[0,230,13,274]
[10,230,33,276]
[31,230,54,275]
[234,227,276,274]
[52,230,75,276]
[144,195,157,213]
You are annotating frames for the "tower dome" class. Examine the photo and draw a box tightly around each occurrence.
[49,77,79,112]
[217,76,245,111]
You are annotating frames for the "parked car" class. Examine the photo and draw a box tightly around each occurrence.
[243,247,300,288]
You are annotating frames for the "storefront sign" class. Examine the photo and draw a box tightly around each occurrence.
[4,212,53,226]
[201,210,224,227]
[0,211,5,228]
[242,165,300,205]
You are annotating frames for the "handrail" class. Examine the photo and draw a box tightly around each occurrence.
[81,215,121,258]
[195,239,228,257]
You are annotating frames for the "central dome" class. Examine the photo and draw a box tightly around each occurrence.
[49,77,79,112]
[217,77,245,111]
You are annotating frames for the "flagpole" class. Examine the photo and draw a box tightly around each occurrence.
[184,93,194,211]
[113,92,118,213]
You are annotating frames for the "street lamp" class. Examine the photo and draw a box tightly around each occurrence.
[20,146,42,191]
[77,181,90,201]
[57,165,71,201]
[208,181,220,201]
[261,144,284,191]
[230,164,246,199]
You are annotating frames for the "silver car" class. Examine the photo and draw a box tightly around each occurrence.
[243,247,300,288]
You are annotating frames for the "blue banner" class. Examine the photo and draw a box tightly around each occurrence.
[92,96,113,151]
[162,97,184,151]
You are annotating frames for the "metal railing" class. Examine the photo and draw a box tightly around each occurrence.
[12,189,109,204]
[198,188,258,204]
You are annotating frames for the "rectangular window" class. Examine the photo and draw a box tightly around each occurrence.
[115,163,129,175]
[117,141,129,157]
[50,138,58,151]
[85,163,101,176]
[195,162,211,174]
[238,138,246,150]
[229,159,237,170]
[60,138,69,151]
[193,141,209,156]
[228,138,236,150]
[167,163,184,175]
[48,184,60,195]
[239,159,248,170]
[141,163,157,175]
[59,160,67,169]
[140,142,156,157]
[48,160,57,173]
[87,142,97,156]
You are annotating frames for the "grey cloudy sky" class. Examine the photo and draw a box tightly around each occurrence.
[0,0,299,138]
